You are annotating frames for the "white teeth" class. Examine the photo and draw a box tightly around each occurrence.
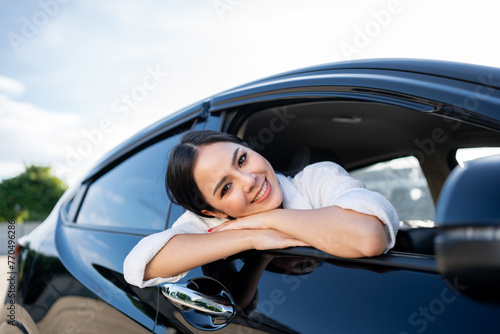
[252,180,267,203]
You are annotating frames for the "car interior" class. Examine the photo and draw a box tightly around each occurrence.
[223,99,500,256]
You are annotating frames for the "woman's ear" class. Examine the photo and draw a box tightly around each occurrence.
[201,209,228,218]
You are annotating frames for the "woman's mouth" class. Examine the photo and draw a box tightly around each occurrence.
[251,179,270,204]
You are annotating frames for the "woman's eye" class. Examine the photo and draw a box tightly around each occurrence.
[238,153,247,167]
[221,183,231,197]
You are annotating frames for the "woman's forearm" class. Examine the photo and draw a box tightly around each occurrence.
[265,206,388,258]
[144,230,253,280]
[144,228,307,280]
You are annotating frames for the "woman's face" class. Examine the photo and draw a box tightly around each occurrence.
[193,141,283,218]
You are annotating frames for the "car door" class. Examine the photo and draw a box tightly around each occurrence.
[155,249,500,333]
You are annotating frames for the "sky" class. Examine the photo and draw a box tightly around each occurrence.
[1,0,500,187]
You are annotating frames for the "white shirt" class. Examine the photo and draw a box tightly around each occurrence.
[123,162,400,288]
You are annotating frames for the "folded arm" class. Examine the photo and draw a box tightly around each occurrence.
[210,206,388,258]
[144,228,308,280]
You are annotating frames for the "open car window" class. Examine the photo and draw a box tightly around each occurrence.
[350,156,435,226]
[351,156,437,255]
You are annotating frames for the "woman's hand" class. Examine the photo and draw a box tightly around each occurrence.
[209,210,274,233]
[251,228,310,250]
[208,211,310,250]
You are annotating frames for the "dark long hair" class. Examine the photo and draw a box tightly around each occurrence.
[166,130,249,217]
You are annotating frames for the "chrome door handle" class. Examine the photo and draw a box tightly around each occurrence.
[161,283,234,318]
[160,278,235,329]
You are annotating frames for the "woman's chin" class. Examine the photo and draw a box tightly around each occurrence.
[260,194,283,213]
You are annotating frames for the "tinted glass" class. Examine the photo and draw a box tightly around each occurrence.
[77,132,184,231]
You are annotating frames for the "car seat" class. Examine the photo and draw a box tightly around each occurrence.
[283,146,344,177]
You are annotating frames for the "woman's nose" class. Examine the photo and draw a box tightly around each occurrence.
[240,172,256,193]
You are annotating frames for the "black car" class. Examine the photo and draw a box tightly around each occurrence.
[3,59,500,333]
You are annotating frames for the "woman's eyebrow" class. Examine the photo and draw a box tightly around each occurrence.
[212,147,240,196]
[231,147,240,166]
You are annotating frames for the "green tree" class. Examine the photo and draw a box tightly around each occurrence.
[0,165,68,222]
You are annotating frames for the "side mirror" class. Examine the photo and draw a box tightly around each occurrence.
[435,155,500,301]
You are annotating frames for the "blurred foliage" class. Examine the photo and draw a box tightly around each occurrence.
[0,165,67,223]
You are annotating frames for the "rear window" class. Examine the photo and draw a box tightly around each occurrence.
[76,131,185,231]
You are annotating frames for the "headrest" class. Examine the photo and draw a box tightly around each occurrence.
[283,146,343,176]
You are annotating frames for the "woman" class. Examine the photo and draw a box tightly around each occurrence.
[124,130,399,288]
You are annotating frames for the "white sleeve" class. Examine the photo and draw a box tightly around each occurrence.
[292,161,400,252]
[123,211,209,288]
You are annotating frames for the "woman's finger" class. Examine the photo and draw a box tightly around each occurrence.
[208,220,243,232]
[212,220,248,232]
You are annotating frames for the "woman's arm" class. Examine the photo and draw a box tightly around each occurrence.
[210,206,388,258]
[269,206,388,257]
[144,228,308,280]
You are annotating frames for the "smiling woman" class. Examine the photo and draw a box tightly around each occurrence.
[123,130,400,288]
[193,142,283,218]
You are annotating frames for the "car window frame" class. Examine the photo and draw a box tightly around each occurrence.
[246,247,439,275]
[64,183,89,222]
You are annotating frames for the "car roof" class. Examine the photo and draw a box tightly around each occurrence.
[218,58,500,95]
[83,58,500,183]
